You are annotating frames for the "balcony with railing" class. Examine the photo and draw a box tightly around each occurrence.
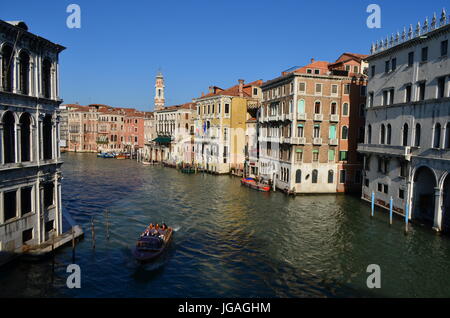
[329,138,338,146]
[357,144,417,160]
[291,137,306,145]
[330,114,339,122]
[297,113,307,121]
[313,137,322,145]
[313,114,323,122]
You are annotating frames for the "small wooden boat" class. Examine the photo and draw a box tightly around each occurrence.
[181,167,195,174]
[132,227,173,262]
[116,154,126,160]
[97,152,115,158]
[240,178,271,192]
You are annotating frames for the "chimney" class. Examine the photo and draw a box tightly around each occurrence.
[201,92,204,97]
[238,79,244,97]
[311,58,315,63]
[209,86,214,94]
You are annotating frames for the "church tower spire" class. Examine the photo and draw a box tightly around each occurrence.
[154,71,165,111]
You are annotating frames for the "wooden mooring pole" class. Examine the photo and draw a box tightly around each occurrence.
[91,217,96,249]
[71,226,76,263]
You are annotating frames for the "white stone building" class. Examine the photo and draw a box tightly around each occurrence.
[148,103,195,164]
[358,10,450,231]
[0,20,65,258]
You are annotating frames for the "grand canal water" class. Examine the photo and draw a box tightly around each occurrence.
[2,152,450,297]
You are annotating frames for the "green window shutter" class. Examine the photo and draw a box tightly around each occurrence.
[329,125,336,139]
[296,149,303,153]
[339,151,348,161]
[297,100,305,113]
[328,150,335,161]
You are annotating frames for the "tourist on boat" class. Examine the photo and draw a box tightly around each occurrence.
[149,224,159,236]
[158,223,167,235]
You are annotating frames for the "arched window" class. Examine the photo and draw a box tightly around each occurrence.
[445,123,450,149]
[297,100,305,114]
[20,113,32,162]
[328,170,334,183]
[295,169,302,183]
[330,102,337,115]
[19,51,30,95]
[402,123,409,146]
[312,169,318,184]
[415,123,421,147]
[185,123,189,133]
[367,125,372,144]
[387,124,392,145]
[342,126,348,140]
[2,111,16,163]
[43,115,53,160]
[1,44,14,92]
[314,101,321,114]
[434,123,441,148]
[42,59,52,99]
[380,124,386,144]
[342,103,349,116]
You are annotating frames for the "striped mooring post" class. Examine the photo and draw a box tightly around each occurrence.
[404,202,410,234]
[389,196,393,225]
[371,191,375,217]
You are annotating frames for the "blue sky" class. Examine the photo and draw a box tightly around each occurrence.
[2,0,448,111]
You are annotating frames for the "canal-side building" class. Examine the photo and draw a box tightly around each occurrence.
[141,111,156,162]
[66,104,99,152]
[58,104,68,151]
[193,79,263,174]
[0,20,65,257]
[259,53,367,193]
[358,10,450,232]
[65,104,146,154]
[147,102,195,164]
[121,107,145,154]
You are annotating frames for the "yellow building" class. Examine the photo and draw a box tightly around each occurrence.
[194,79,262,174]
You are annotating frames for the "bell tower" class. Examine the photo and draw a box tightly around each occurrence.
[154,71,165,111]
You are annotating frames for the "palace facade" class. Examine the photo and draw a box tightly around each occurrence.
[0,20,65,256]
[358,10,450,231]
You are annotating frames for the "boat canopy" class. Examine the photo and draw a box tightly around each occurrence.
[153,136,171,144]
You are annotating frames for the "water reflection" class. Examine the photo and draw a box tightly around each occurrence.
[1,153,450,297]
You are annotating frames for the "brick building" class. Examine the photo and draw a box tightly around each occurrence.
[259,53,368,193]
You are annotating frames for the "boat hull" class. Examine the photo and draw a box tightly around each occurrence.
[133,228,173,262]
[240,179,271,192]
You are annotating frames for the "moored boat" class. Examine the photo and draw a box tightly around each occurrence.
[240,178,271,192]
[132,225,173,262]
[181,167,195,174]
[97,152,115,158]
